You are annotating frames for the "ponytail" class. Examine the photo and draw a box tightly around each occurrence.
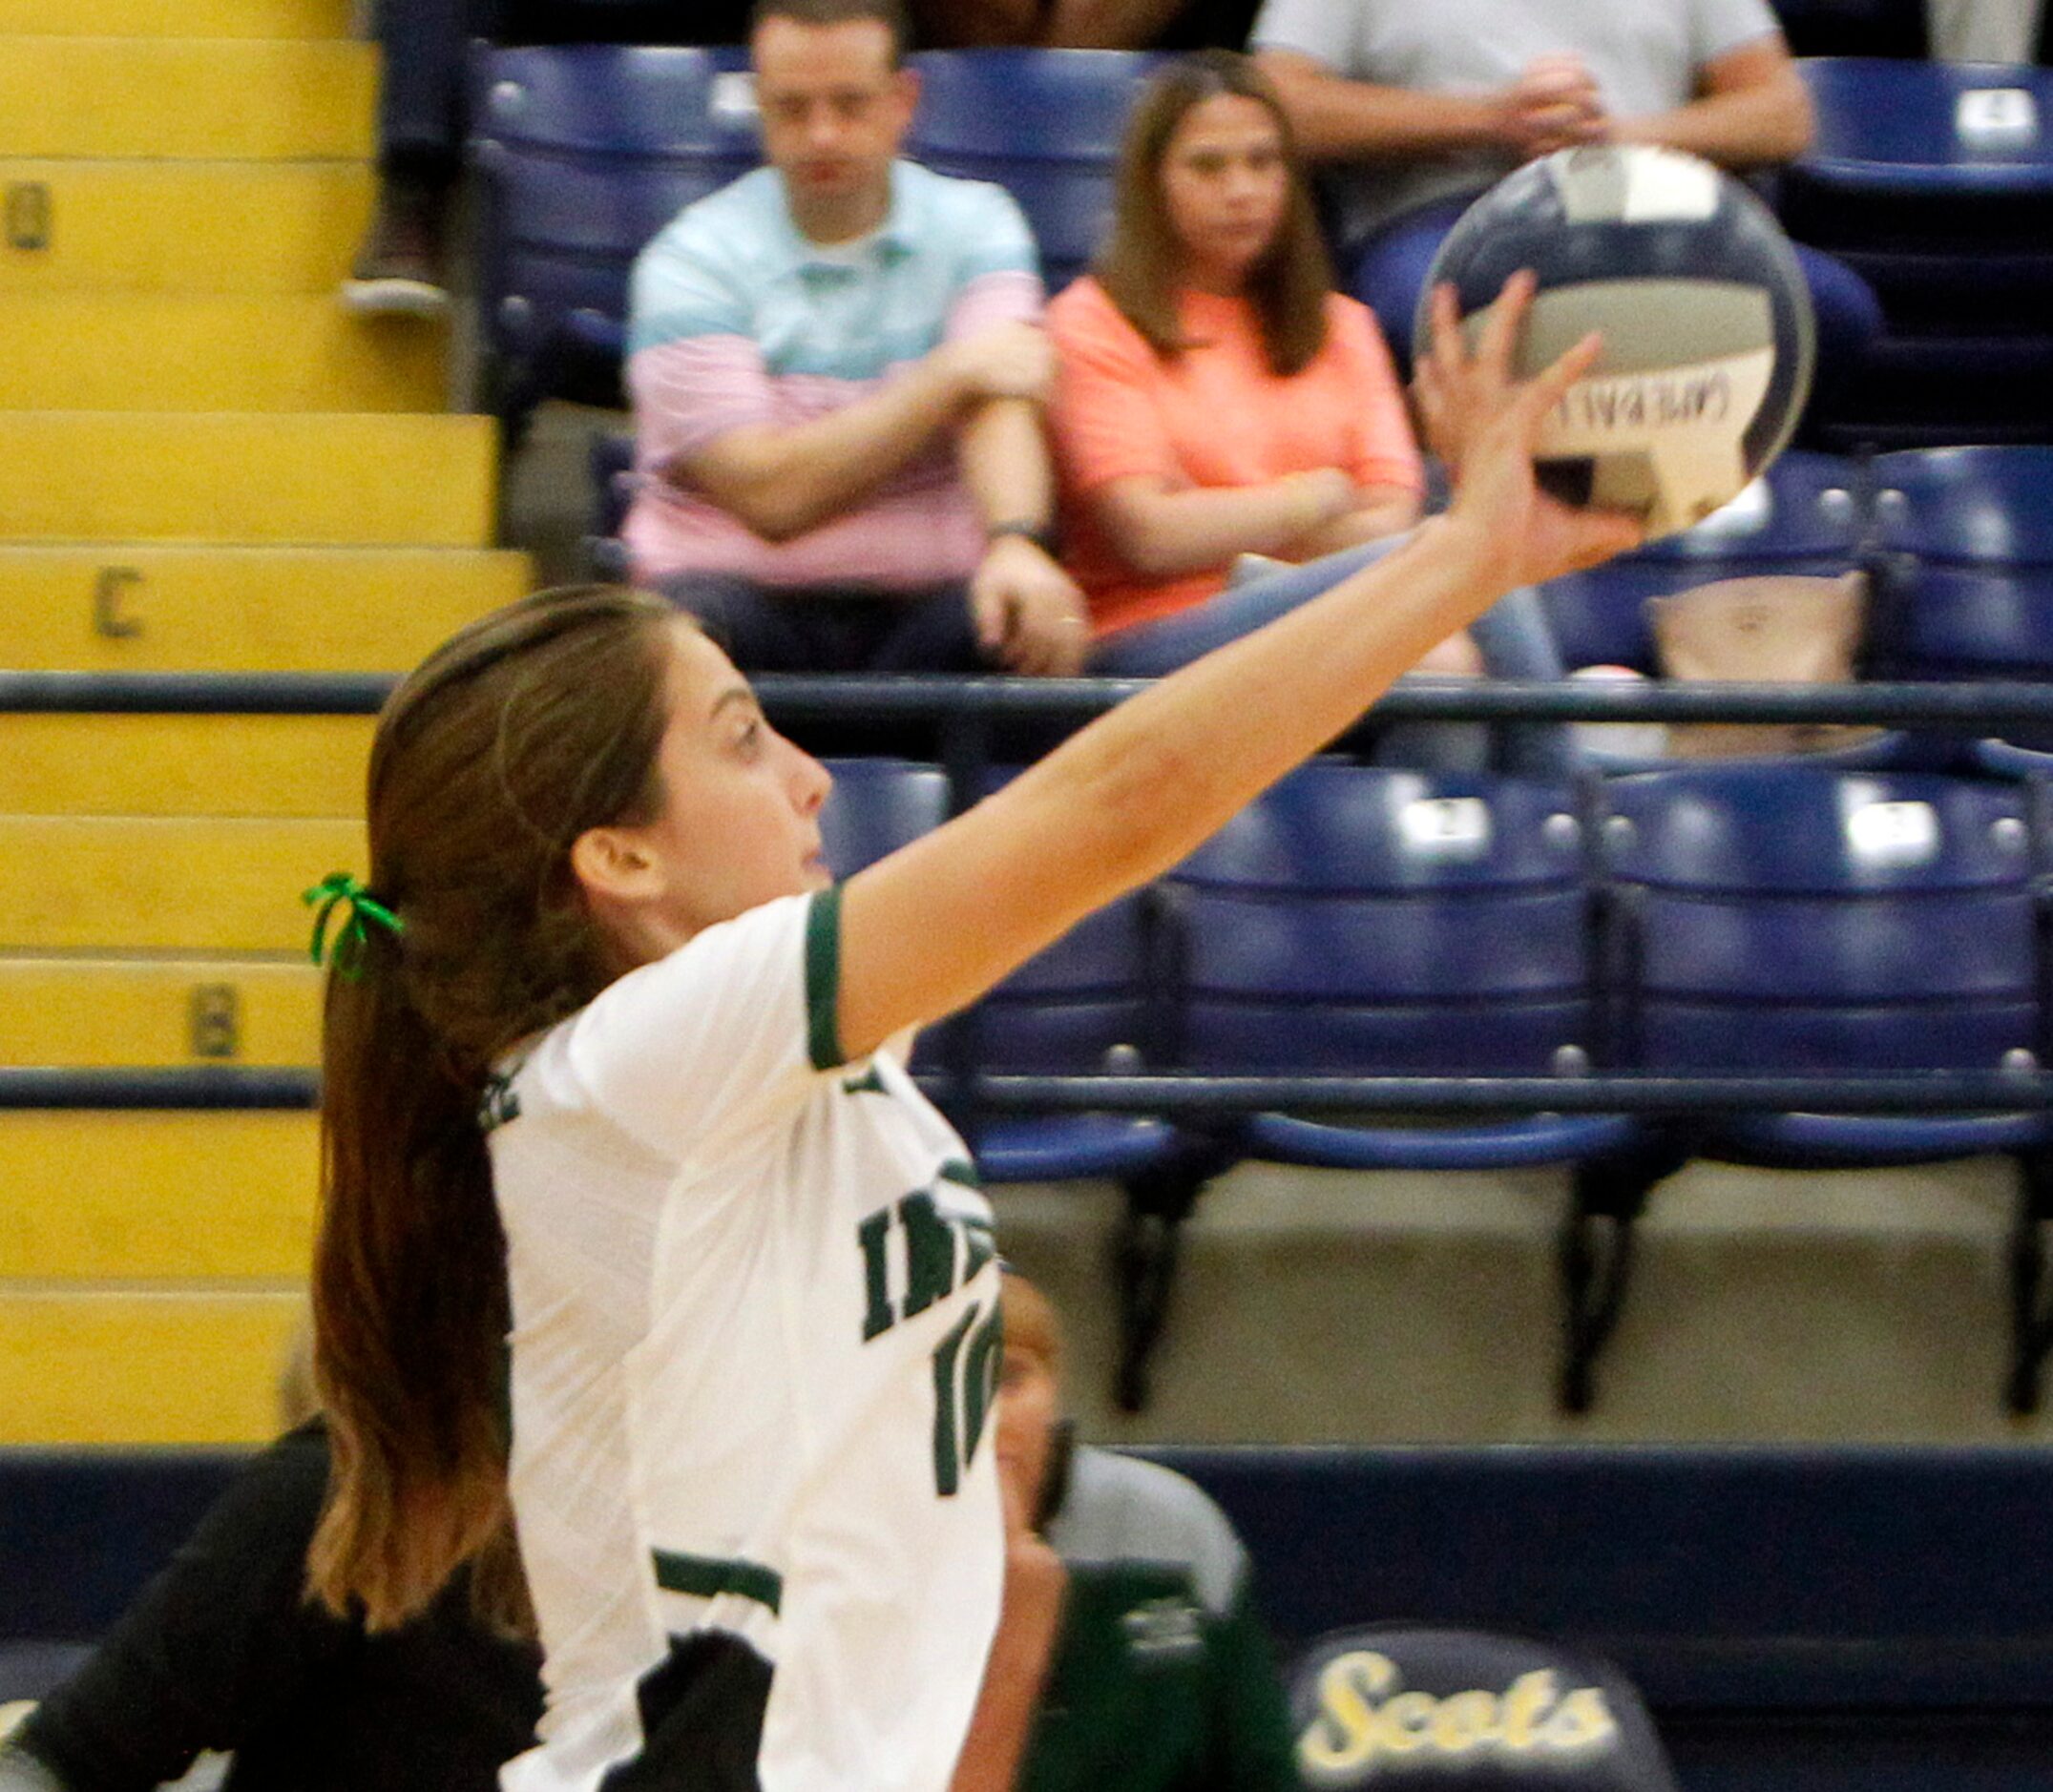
[304,585,678,1636]
[306,932,519,1632]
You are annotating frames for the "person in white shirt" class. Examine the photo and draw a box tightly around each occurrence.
[299,277,1640,1792]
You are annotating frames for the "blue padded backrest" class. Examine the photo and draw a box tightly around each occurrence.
[1875,447,2053,566]
[1870,449,2053,687]
[1541,451,1863,672]
[818,759,950,876]
[945,768,1155,1074]
[904,49,1155,291]
[471,45,759,361]
[475,44,762,157]
[1798,58,2053,197]
[1603,764,2041,1070]
[1165,764,1595,1073]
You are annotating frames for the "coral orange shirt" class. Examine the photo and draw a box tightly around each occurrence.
[1047,278,1425,637]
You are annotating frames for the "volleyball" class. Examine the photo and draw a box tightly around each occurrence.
[1418,144,1815,541]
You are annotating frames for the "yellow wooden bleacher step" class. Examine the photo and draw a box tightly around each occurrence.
[0,295,447,412]
[0,0,349,38]
[0,38,374,159]
[0,713,373,817]
[0,160,369,294]
[0,959,321,1068]
[0,815,363,952]
[0,1289,306,1445]
[0,413,496,546]
[0,1110,317,1281]
[0,546,531,672]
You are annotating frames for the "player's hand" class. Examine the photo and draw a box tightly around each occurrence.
[971,536,1091,677]
[1415,270,1644,592]
[938,323,1058,406]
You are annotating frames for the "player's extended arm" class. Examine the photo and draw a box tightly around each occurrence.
[835,276,1644,1062]
[1613,36,1814,167]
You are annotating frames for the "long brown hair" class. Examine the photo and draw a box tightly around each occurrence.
[307,585,680,1633]
[1093,51,1334,378]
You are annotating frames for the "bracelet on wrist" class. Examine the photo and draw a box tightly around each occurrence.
[987,520,1058,556]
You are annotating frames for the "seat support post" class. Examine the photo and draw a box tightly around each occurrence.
[1558,1143,1681,1413]
[1111,1145,1227,1413]
[2006,1149,2053,1414]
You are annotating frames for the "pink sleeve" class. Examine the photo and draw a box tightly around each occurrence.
[1045,282,1184,496]
[946,267,1045,341]
[1331,301,1426,493]
[627,335,776,472]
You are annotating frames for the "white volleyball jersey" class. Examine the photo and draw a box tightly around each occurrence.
[484,886,1004,1792]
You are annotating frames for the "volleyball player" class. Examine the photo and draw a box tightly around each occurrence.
[301,276,1638,1792]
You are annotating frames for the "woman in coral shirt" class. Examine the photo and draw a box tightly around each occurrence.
[1048,51,1564,738]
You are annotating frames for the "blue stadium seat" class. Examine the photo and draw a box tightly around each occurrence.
[1159,761,1651,1408]
[1781,59,2053,446]
[469,44,760,435]
[1869,446,2053,672]
[1867,447,2053,758]
[1540,449,1865,674]
[904,49,1155,296]
[818,757,951,876]
[822,760,1184,1397]
[1602,761,2053,1407]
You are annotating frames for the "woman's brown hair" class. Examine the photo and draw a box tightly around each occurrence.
[307,584,680,1634]
[1093,50,1335,378]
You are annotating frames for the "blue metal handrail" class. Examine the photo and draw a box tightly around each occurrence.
[8,669,2053,728]
[9,1067,2053,1115]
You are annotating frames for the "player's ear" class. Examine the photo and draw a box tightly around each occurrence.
[570,824,664,906]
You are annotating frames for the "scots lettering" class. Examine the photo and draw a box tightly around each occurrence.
[1297,1653,1619,1782]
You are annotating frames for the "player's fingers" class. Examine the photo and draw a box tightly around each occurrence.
[1518,328,1603,426]
[1426,281,1466,391]
[1560,507,1646,572]
[1477,268,1536,382]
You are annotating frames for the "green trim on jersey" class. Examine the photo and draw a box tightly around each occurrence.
[805,885,845,1071]
[651,1549,785,1616]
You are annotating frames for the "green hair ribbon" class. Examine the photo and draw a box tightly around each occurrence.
[303,872,405,979]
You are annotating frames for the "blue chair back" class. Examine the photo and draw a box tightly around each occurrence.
[470,44,760,417]
[819,761,1155,1076]
[1541,450,1864,671]
[1164,764,1598,1074]
[904,49,1154,294]
[940,769,1157,1076]
[1603,763,2043,1071]
[819,759,950,877]
[1869,448,2053,695]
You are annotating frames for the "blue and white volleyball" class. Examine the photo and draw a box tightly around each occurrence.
[1418,145,1815,541]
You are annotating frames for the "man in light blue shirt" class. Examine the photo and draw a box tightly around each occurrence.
[625,0,1091,675]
